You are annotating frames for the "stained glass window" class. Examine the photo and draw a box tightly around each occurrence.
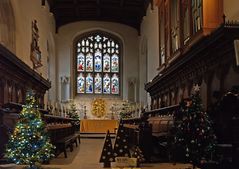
[103,54,110,72]
[103,74,111,94]
[111,54,119,72]
[111,74,119,94]
[94,73,102,94]
[77,73,85,93]
[94,49,102,72]
[86,53,93,72]
[76,32,121,95]
[77,53,85,72]
[86,73,93,93]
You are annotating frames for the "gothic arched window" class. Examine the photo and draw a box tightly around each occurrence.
[76,32,121,95]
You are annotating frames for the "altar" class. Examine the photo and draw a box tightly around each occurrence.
[80,119,119,133]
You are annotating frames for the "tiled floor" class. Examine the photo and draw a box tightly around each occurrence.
[17,139,193,169]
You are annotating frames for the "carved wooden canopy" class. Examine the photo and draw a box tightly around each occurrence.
[145,24,239,97]
[0,44,51,107]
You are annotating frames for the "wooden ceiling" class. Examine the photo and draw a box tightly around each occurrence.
[45,0,152,32]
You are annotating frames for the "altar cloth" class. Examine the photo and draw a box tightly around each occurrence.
[80,119,119,133]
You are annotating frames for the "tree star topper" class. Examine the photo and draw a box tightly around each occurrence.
[194,84,200,92]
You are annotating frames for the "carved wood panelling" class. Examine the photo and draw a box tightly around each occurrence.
[146,25,239,110]
[0,44,50,108]
[156,0,223,71]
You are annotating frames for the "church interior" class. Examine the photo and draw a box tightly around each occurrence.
[0,0,239,169]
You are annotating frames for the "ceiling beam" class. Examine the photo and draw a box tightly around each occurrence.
[102,5,141,13]
[73,0,80,17]
[96,0,101,18]
[120,0,124,7]
[55,17,140,33]
[52,4,142,12]
[48,0,150,33]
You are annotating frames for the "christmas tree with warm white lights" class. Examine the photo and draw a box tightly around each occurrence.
[68,102,79,120]
[6,92,55,169]
[172,85,216,168]
[68,102,80,130]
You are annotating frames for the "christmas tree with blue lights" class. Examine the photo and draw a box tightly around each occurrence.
[6,92,55,169]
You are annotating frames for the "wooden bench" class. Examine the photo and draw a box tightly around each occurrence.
[122,105,179,162]
[122,117,152,162]
[74,132,81,144]
[148,116,174,138]
[47,124,81,158]
[55,133,81,158]
[123,123,140,147]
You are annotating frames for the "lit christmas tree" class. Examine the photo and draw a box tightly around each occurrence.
[5,92,55,169]
[67,102,79,120]
[113,122,131,159]
[99,130,114,168]
[67,102,80,130]
[172,86,216,168]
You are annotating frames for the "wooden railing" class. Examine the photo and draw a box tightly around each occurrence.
[143,104,179,117]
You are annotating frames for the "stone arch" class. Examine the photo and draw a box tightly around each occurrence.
[0,0,15,52]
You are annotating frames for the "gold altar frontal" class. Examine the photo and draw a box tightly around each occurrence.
[80,119,119,133]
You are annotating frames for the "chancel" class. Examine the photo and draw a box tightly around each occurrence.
[0,0,239,169]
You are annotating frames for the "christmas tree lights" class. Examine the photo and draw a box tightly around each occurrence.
[5,93,55,169]
[67,102,80,130]
[172,88,216,168]
[67,102,79,120]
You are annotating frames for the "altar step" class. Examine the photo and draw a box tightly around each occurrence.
[80,133,116,139]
